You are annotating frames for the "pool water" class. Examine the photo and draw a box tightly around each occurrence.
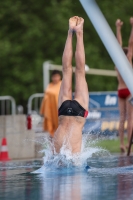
[0,156,133,200]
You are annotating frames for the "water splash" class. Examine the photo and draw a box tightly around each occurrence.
[32,133,109,173]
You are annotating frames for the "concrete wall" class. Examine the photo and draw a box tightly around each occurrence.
[0,115,35,159]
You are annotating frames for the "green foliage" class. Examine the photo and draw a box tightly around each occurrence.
[96,137,128,153]
[0,0,132,111]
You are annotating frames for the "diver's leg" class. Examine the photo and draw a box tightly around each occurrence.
[74,17,89,111]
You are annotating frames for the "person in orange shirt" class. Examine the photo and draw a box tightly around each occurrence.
[40,70,62,137]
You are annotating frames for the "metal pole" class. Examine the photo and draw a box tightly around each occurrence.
[10,96,16,115]
[0,96,16,115]
[80,0,133,96]
[27,93,44,114]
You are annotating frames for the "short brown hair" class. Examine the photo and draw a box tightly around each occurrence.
[51,70,61,77]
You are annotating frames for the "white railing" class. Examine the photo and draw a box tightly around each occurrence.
[0,96,16,115]
[43,61,117,91]
[27,93,44,115]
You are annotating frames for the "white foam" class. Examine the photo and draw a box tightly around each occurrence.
[32,133,109,174]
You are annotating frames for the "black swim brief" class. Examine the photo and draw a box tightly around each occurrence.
[58,100,88,118]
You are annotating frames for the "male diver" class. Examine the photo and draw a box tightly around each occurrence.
[53,16,89,154]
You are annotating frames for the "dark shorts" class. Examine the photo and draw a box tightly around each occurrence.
[58,100,88,118]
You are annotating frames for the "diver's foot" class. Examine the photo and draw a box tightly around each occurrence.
[120,145,126,153]
[69,16,78,32]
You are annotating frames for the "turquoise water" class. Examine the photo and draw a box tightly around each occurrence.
[0,156,133,200]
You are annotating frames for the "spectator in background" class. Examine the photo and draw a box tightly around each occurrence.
[115,17,133,153]
[40,70,62,137]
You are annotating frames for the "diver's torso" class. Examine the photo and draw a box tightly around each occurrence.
[53,116,85,154]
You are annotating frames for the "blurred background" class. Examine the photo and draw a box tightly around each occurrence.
[0,0,132,113]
